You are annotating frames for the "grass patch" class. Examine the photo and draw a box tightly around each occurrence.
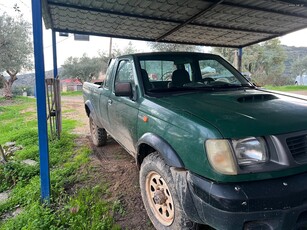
[61,91,82,96]
[0,96,35,104]
[1,185,121,230]
[264,85,307,92]
[0,97,121,229]
[0,161,39,193]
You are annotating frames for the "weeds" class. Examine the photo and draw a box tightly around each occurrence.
[61,91,83,96]
[58,185,121,230]
[0,161,39,192]
[0,97,121,229]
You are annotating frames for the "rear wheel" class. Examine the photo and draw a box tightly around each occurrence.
[140,152,197,230]
[89,117,107,146]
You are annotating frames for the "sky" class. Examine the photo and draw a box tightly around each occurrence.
[1,0,307,72]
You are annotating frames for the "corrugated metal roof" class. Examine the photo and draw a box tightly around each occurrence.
[42,0,307,48]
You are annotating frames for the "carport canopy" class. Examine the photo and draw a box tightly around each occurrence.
[42,0,307,48]
[33,0,307,202]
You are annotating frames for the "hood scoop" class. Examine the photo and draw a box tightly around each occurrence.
[238,94,278,103]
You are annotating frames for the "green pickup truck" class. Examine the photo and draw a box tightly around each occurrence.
[83,52,307,230]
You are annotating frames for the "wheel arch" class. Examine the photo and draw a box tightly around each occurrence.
[84,100,93,117]
[84,100,103,128]
[136,133,185,169]
[85,100,100,121]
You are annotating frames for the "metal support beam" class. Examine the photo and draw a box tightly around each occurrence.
[108,37,113,58]
[31,0,51,202]
[156,0,224,41]
[53,27,243,48]
[52,30,58,78]
[238,48,243,72]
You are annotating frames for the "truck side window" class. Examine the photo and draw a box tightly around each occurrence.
[115,60,135,85]
[104,59,115,89]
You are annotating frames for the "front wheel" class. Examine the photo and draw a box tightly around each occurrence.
[140,152,197,230]
[89,117,107,147]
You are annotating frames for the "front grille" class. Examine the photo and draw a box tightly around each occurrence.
[286,135,307,163]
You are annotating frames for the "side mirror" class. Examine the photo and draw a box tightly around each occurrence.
[114,82,133,97]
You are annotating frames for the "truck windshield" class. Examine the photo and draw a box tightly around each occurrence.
[138,53,252,95]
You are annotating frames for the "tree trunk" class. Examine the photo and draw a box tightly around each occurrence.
[3,70,18,99]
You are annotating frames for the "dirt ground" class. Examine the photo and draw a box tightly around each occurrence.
[61,96,155,230]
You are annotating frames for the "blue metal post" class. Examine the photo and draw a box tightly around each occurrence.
[52,30,58,78]
[31,0,51,202]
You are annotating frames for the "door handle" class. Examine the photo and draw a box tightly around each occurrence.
[108,99,112,105]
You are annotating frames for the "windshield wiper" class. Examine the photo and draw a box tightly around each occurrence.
[210,83,256,88]
[241,84,256,89]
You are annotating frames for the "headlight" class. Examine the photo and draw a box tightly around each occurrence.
[206,140,237,175]
[232,137,268,166]
[206,137,268,175]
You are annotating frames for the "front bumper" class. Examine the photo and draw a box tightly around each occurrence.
[171,168,307,230]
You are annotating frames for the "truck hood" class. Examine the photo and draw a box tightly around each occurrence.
[152,89,307,138]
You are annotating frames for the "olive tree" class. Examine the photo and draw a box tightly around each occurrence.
[291,56,307,76]
[0,13,33,98]
[112,41,139,57]
[61,53,109,83]
[211,47,236,64]
[147,41,202,52]
[212,39,286,85]
[0,76,4,89]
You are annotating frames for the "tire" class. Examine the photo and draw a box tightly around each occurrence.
[89,117,107,147]
[140,152,197,230]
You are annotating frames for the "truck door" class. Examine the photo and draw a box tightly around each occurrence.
[96,59,116,132]
[107,59,139,154]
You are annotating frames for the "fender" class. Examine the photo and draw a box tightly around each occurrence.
[137,133,184,168]
[84,100,102,127]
